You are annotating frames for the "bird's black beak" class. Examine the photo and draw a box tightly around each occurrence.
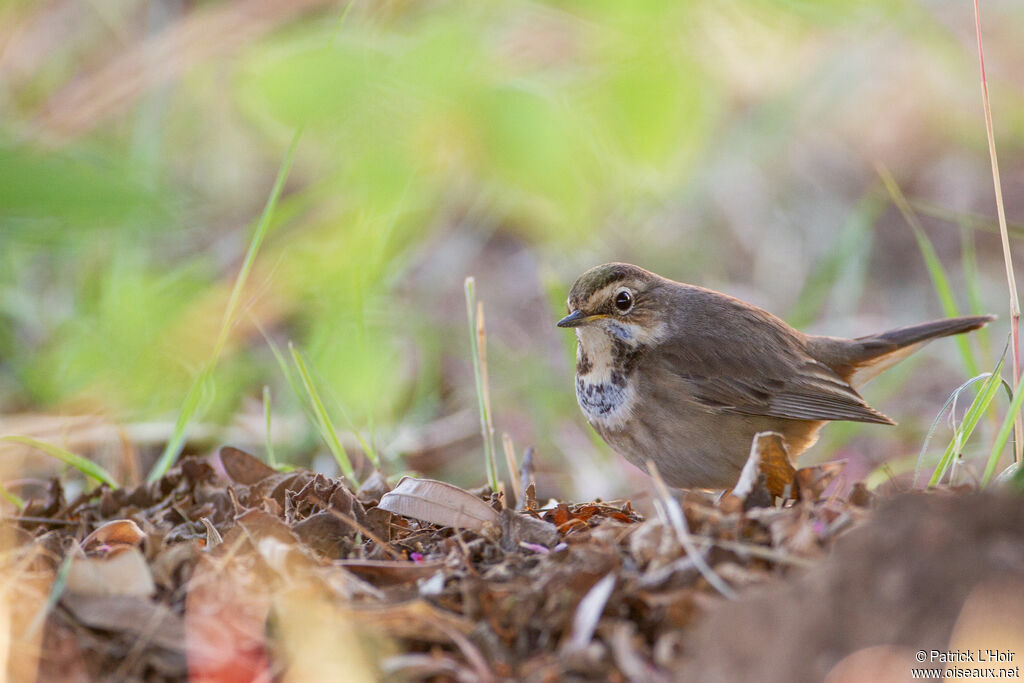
[557,310,588,328]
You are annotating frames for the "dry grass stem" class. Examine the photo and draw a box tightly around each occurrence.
[972,0,1022,465]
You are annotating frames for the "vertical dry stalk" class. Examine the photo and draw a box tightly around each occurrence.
[477,302,493,432]
[477,301,498,488]
[973,0,1022,464]
[465,278,499,491]
[501,433,522,507]
[646,460,737,600]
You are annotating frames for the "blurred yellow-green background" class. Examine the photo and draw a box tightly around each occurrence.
[1,0,1022,499]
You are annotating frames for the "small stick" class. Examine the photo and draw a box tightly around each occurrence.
[646,460,737,600]
[518,446,535,511]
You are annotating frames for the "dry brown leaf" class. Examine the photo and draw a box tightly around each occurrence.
[335,559,447,586]
[66,546,156,597]
[378,477,498,531]
[795,461,846,501]
[60,594,186,653]
[219,446,278,485]
[732,432,797,503]
[81,519,146,550]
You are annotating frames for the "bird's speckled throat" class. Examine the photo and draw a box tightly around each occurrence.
[574,325,645,431]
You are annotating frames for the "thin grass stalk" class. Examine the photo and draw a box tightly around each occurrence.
[877,166,982,378]
[982,371,1024,485]
[147,4,357,482]
[0,481,25,510]
[465,278,498,492]
[263,385,277,468]
[289,343,356,482]
[960,227,993,366]
[913,373,994,488]
[0,436,119,488]
[148,131,302,481]
[972,0,1022,465]
[928,360,1004,486]
[908,199,1024,239]
[501,433,522,507]
[477,300,497,476]
[326,384,380,470]
[647,460,737,600]
[259,319,378,472]
[26,553,73,638]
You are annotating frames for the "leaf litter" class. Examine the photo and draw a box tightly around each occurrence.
[2,438,1023,681]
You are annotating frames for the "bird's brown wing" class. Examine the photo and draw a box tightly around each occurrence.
[653,341,895,425]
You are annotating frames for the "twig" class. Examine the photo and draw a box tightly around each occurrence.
[690,535,815,568]
[518,446,535,512]
[646,460,737,600]
[306,495,402,560]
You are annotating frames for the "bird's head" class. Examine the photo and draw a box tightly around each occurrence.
[557,263,667,346]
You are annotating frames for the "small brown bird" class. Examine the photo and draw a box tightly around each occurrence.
[558,263,994,489]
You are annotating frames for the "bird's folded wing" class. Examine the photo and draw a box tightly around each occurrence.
[657,346,895,425]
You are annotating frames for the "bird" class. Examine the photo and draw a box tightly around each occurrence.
[557,262,994,489]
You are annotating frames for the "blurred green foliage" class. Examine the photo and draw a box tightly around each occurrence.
[1,0,1021,490]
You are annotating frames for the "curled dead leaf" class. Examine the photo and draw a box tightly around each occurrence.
[731,432,797,505]
[81,519,146,551]
[378,477,498,531]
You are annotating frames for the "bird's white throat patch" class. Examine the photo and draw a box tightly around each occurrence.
[573,324,641,431]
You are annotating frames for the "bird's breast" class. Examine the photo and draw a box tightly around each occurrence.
[574,326,639,431]
[575,374,637,431]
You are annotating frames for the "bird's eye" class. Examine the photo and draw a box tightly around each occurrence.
[614,289,633,312]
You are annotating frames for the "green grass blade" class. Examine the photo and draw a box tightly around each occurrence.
[0,436,119,489]
[261,327,308,420]
[148,130,302,481]
[258,320,378,472]
[981,370,1024,485]
[27,553,73,638]
[148,367,213,483]
[263,385,277,468]
[877,166,982,378]
[0,480,25,509]
[316,367,379,469]
[960,226,994,367]
[913,373,992,488]
[928,358,1005,486]
[289,343,356,482]
[787,194,880,329]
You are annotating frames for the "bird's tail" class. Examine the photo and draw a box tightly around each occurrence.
[864,315,995,351]
[811,315,995,387]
